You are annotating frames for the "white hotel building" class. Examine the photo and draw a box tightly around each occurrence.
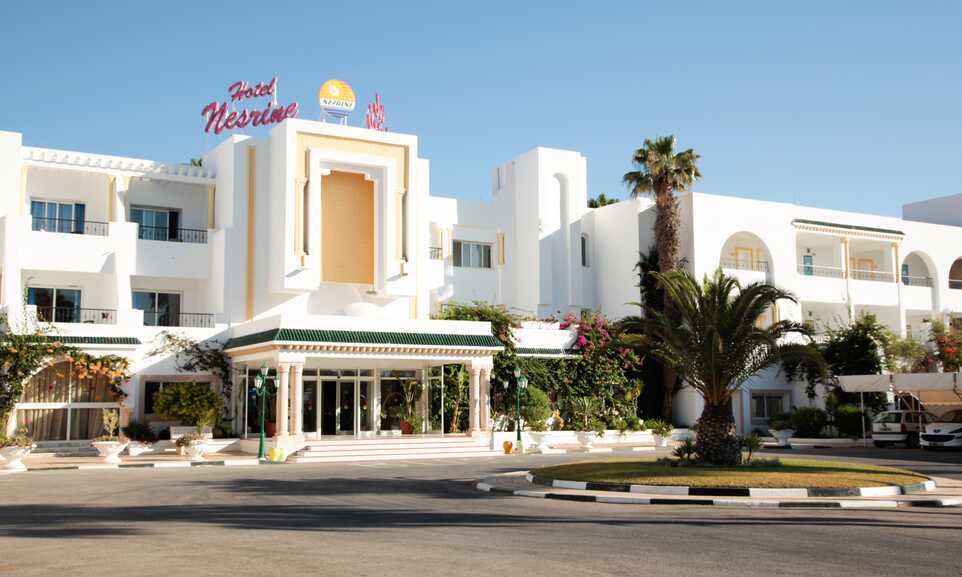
[3,117,962,448]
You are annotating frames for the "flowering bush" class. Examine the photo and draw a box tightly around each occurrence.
[930,321,962,372]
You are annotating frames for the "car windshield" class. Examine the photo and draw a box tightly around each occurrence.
[873,413,902,424]
[936,410,962,423]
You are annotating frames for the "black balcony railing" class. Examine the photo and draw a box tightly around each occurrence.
[902,275,933,287]
[35,307,116,324]
[138,225,208,244]
[429,246,443,260]
[142,311,215,328]
[31,217,108,236]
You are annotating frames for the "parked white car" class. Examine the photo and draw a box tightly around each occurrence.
[921,409,962,449]
[872,410,936,448]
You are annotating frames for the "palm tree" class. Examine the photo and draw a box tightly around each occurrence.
[623,135,702,419]
[588,193,618,208]
[623,269,823,466]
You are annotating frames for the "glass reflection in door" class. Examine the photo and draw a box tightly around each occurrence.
[339,380,355,434]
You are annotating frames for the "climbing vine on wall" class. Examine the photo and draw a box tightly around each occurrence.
[147,332,234,420]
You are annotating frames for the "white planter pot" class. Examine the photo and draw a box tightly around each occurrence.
[576,431,598,449]
[92,441,128,464]
[0,445,33,471]
[126,442,152,457]
[528,432,553,453]
[188,442,208,462]
[771,429,795,447]
[653,435,669,448]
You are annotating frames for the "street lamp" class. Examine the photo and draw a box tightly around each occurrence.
[252,363,270,461]
[513,366,528,449]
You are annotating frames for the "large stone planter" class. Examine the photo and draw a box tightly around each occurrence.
[771,429,795,447]
[126,442,152,457]
[653,435,670,448]
[528,432,553,454]
[92,441,128,464]
[577,431,598,449]
[0,445,33,471]
[187,441,208,462]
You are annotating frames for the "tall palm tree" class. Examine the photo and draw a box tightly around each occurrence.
[623,135,702,419]
[623,269,823,466]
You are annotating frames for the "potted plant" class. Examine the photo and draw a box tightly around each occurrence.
[0,428,35,471]
[91,408,129,464]
[648,419,674,448]
[122,419,157,456]
[179,431,207,462]
[398,379,423,435]
[768,413,795,447]
[153,382,221,438]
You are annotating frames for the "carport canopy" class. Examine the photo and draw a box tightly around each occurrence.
[837,373,962,409]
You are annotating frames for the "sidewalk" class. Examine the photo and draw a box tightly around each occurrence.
[2,451,262,473]
[476,471,962,509]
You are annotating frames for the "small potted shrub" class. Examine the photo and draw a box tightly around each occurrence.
[0,428,35,471]
[522,386,553,452]
[767,413,795,447]
[648,419,674,448]
[123,419,157,456]
[570,397,606,448]
[179,431,207,462]
[91,409,129,464]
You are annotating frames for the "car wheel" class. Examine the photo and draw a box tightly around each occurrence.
[907,433,920,448]
[873,441,889,448]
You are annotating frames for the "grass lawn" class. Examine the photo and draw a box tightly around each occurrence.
[531,457,928,488]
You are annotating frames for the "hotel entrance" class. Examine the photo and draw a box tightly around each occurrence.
[299,370,373,437]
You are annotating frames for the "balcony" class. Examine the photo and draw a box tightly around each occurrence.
[796,263,845,278]
[31,216,108,237]
[720,258,769,272]
[142,311,215,328]
[137,225,207,244]
[35,307,116,325]
[902,275,933,287]
[850,269,894,283]
[429,246,443,260]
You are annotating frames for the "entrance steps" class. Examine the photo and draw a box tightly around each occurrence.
[33,440,99,457]
[288,435,499,463]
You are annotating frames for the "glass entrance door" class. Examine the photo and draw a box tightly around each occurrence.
[338,380,356,435]
[320,380,337,435]
[302,381,318,434]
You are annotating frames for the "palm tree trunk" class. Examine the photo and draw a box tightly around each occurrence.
[695,401,742,466]
[655,183,680,419]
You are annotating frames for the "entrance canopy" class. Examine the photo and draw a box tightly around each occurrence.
[837,372,961,393]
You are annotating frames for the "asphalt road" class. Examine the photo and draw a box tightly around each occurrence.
[0,447,960,577]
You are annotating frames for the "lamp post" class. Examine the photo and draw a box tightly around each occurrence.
[513,366,528,450]
[252,363,270,461]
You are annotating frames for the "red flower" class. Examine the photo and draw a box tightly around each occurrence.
[577,335,588,348]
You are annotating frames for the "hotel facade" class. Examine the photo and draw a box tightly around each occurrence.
[3,112,962,449]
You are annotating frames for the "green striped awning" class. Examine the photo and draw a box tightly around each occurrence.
[2,335,141,346]
[225,328,503,351]
[792,219,904,237]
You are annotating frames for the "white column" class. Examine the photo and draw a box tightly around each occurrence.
[276,363,290,436]
[291,364,304,436]
[480,367,491,431]
[468,365,481,434]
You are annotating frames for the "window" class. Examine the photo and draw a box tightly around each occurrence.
[750,392,787,422]
[581,234,589,267]
[30,200,85,233]
[27,287,81,323]
[131,207,179,241]
[143,381,203,415]
[452,240,492,268]
[133,291,181,326]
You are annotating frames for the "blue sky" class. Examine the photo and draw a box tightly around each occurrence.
[1,1,960,216]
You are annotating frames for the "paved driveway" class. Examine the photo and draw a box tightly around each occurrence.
[0,449,959,577]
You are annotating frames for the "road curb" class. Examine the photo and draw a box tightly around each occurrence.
[525,473,935,497]
[4,457,265,473]
[476,481,921,508]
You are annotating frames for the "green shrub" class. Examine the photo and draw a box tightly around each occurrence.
[790,407,828,437]
[153,383,221,426]
[833,404,865,438]
[739,433,762,463]
[521,386,552,432]
[647,419,673,437]
[123,420,157,443]
[672,438,697,461]
[615,414,643,433]
[767,413,793,431]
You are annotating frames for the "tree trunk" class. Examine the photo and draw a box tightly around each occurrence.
[694,401,742,466]
[654,183,680,420]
